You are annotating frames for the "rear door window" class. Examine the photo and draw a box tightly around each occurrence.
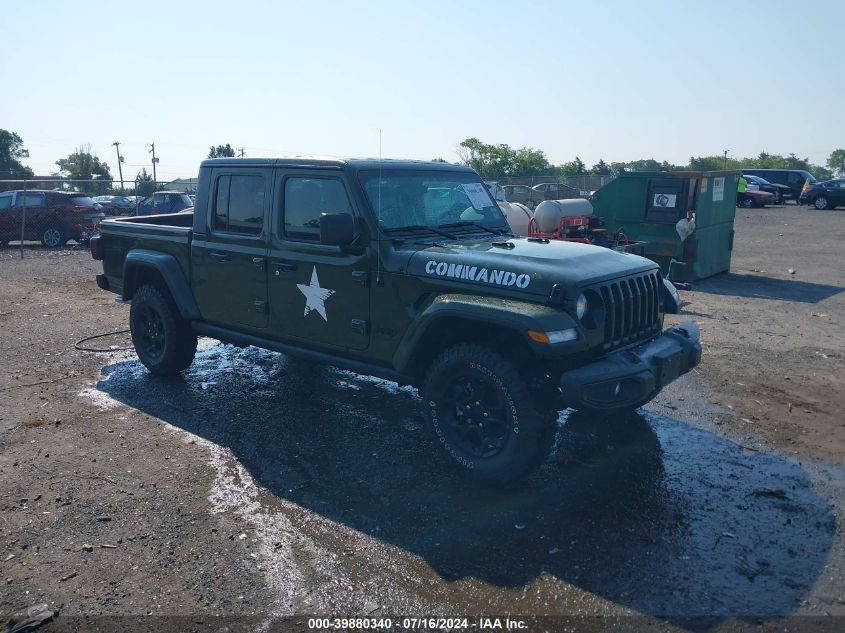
[0,194,13,210]
[213,174,265,235]
[19,193,45,207]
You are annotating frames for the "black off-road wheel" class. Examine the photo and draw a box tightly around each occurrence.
[423,344,558,486]
[130,284,197,375]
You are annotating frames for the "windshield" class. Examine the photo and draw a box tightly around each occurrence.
[358,170,507,231]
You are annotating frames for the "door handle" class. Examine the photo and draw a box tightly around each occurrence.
[208,251,231,262]
[252,257,266,271]
[272,260,297,273]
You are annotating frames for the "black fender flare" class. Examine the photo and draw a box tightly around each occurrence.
[393,293,582,374]
[123,249,201,320]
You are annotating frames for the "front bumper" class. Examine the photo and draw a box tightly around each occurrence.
[560,321,701,410]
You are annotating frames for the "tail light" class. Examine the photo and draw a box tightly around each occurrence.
[90,234,103,260]
[73,205,90,211]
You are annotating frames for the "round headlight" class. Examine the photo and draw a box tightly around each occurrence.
[576,293,588,320]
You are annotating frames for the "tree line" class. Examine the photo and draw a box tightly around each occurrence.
[455,137,843,182]
[2,129,844,196]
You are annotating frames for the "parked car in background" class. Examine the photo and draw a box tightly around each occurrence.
[0,190,104,246]
[108,196,139,215]
[137,191,194,215]
[742,169,816,202]
[502,184,544,209]
[737,189,774,208]
[799,179,845,210]
[742,174,790,204]
[532,182,580,201]
[484,181,506,202]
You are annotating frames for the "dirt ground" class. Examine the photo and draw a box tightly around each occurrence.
[670,204,845,462]
[1,205,844,631]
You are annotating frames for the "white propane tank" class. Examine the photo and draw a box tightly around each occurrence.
[533,198,594,233]
[501,201,532,236]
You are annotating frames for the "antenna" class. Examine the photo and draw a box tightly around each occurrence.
[376,129,383,286]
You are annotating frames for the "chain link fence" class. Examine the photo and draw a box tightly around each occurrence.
[1,173,613,259]
[497,174,615,193]
[0,178,197,258]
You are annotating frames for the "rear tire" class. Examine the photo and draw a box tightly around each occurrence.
[423,344,557,486]
[130,284,197,375]
[41,225,66,247]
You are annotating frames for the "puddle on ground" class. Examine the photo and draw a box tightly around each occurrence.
[87,341,842,619]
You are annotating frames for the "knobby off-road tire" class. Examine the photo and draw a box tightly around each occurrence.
[423,344,558,486]
[130,284,197,376]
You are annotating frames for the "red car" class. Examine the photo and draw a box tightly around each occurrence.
[0,190,105,247]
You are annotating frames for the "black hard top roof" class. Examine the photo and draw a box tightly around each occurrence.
[200,157,475,173]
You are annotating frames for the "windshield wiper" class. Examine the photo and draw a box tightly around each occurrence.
[382,225,457,240]
[437,221,509,236]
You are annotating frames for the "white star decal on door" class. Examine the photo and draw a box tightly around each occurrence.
[296,266,335,321]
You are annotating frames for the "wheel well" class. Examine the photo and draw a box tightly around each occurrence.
[407,317,533,382]
[41,215,63,230]
[125,265,169,301]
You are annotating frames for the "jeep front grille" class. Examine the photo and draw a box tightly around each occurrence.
[597,271,662,350]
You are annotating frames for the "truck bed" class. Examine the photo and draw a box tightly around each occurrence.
[98,214,194,295]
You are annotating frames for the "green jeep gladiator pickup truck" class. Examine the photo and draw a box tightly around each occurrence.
[90,158,700,484]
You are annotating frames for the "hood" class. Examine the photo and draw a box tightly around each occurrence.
[405,236,657,298]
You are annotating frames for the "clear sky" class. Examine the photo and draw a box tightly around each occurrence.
[2,0,842,182]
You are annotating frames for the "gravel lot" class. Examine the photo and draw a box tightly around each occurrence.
[1,205,844,630]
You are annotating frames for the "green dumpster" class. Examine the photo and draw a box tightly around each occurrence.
[590,170,739,282]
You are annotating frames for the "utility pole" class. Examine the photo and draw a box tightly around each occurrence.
[148,143,159,184]
[112,141,124,190]
[237,147,245,157]
[723,149,729,169]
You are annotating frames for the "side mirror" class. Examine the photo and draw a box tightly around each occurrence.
[319,212,355,245]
